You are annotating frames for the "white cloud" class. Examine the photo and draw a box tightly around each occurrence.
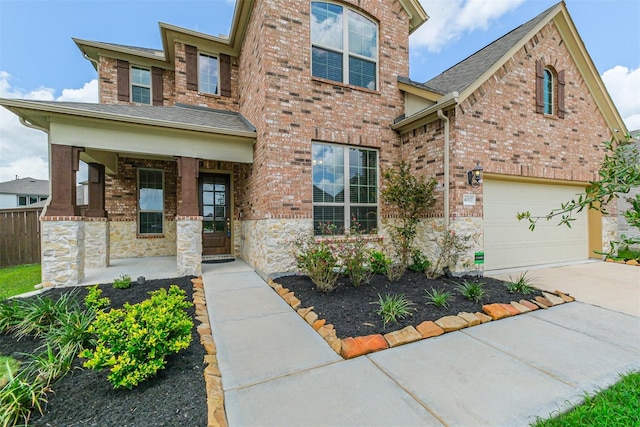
[411,0,525,52]
[0,72,97,183]
[601,65,640,132]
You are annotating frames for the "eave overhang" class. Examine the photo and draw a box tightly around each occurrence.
[392,92,459,133]
[399,0,429,34]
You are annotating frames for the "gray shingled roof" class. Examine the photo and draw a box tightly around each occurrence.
[0,177,49,195]
[424,2,559,94]
[78,40,165,58]
[397,76,444,95]
[18,101,256,133]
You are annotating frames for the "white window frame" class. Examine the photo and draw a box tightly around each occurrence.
[311,1,379,90]
[137,168,164,235]
[198,53,219,95]
[130,66,151,105]
[312,142,379,234]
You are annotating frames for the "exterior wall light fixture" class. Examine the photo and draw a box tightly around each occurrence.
[467,162,483,188]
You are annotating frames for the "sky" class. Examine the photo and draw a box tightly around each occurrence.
[0,0,639,183]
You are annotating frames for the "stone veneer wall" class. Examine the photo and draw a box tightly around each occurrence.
[176,217,202,277]
[109,220,177,258]
[84,219,110,269]
[602,216,618,255]
[41,219,85,287]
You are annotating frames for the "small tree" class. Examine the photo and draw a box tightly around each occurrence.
[518,135,640,253]
[381,161,437,269]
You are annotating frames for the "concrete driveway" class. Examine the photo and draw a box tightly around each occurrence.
[488,261,640,316]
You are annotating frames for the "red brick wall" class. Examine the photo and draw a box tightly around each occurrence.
[237,0,411,221]
[402,21,613,218]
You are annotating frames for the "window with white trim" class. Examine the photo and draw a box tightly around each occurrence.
[312,143,378,234]
[131,66,151,104]
[311,1,378,90]
[199,53,219,94]
[138,169,164,234]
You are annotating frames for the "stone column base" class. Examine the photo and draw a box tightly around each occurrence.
[85,219,110,269]
[177,217,203,277]
[41,218,85,287]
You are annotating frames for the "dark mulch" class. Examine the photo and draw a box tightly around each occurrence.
[0,276,207,427]
[275,271,546,338]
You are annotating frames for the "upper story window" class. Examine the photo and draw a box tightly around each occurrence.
[199,54,219,94]
[311,1,378,90]
[543,68,553,115]
[131,66,151,104]
[312,142,378,235]
[17,195,46,206]
[536,60,565,119]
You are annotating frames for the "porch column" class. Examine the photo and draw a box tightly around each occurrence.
[46,144,83,217]
[176,156,202,276]
[41,218,85,287]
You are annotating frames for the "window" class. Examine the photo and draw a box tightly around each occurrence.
[131,66,151,104]
[138,169,164,234]
[543,68,553,115]
[311,1,378,90]
[312,143,378,234]
[199,54,219,94]
[17,196,27,206]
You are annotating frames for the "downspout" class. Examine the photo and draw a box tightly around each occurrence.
[437,109,450,228]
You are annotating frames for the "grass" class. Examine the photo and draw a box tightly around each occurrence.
[0,355,20,387]
[532,371,640,426]
[425,287,452,308]
[0,264,41,298]
[372,293,415,328]
[505,271,536,295]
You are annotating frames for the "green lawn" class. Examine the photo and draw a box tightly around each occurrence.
[0,263,41,298]
[532,371,640,426]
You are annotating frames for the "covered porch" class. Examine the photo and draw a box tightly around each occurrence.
[0,99,256,287]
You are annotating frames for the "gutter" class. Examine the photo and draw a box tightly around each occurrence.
[437,109,450,228]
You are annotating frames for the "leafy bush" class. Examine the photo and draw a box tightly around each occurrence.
[427,229,472,279]
[425,287,452,308]
[372,293,415,328]
[9,290,81,340]
[0,298,23,335]
[385,263,405,282]
[340,227,373,287]
[505,271,536,294]
[294,238,340,292]
[81,285,193,389]
[112,274,132,290]
[84,285,111,312]
[456,280,487,303]
[368,250,391,275]
[408,249,431,272]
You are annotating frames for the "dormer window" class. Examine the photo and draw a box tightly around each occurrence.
[311,1,378,90]
[131,66,151,104]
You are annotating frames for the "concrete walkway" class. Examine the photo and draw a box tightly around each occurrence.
[202,260,640,427]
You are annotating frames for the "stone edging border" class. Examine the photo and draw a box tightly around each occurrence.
[605,258,639,266]
[267,279,575,359]
[191,276,227,427]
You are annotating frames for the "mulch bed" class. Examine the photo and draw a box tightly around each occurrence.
[0,276,207,427]
[275,271,546,338]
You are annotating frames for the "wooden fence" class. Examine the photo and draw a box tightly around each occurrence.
[0,207,42,267]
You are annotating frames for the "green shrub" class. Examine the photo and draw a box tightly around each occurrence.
[385,263,405,282]
[112,274,132,290]
[408,249,431,272]
[372,293,415,329]
[505,271,535,294]
[456,280,487,303]
[368,250,391,275]
[81,285,193,389]
[292,234,340,292]
[425,287,452,308]
[0,298,24,335]
[340,228,373,287]
[84,285,110,312]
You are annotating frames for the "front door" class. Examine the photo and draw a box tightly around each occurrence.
[200,173,231,255]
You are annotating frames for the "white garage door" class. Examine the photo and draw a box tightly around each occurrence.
[483,179,588,270]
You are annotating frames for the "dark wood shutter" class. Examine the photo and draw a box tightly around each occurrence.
[557,70,566,119]
[535,60,544,114]
[219,54,231,97]
[116,59,130,102]
[186,45,198,91]
[152,67,163,106]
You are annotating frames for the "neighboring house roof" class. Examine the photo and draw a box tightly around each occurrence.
[398,1,627,139]
[0,177,49,196]
[0,100,256,136]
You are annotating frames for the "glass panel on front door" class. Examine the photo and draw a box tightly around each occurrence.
[202,177,226,233]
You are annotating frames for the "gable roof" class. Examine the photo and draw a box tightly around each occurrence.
[0,177,49,196]
[0,99,256,137]
[400,1,627,139]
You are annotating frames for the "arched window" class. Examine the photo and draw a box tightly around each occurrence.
[311,2,378,90]
[543,68,553,115]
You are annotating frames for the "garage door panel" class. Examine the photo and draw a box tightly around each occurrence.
[483,180,587,270]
